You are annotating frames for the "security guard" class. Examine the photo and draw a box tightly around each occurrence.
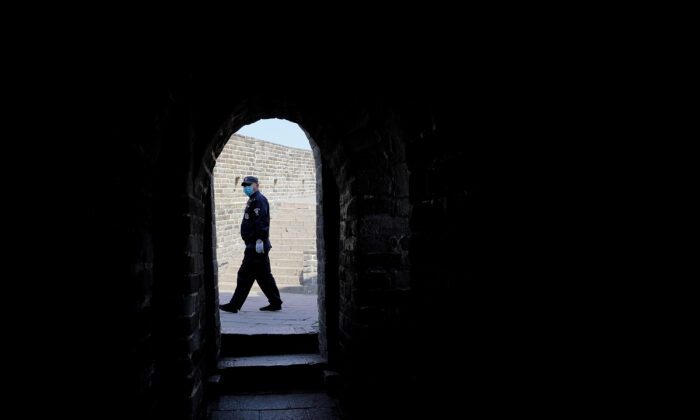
[220,176,283,313]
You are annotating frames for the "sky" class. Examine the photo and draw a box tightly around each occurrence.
[235,118,311,150]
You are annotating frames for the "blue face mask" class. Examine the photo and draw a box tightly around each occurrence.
[243,186,254,196]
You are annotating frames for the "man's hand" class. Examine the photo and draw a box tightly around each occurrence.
[255,239,264,254]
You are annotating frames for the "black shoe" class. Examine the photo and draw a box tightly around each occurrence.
[259,304,282,311]
[220,303,238,313]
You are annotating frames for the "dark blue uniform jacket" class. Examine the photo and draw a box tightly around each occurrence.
[240,191,272,252]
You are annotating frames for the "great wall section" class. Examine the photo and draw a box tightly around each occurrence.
[213,134,317,293]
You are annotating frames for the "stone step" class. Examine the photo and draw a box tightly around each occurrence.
[219,256,310,270]
[270,245,316,252]
[271,263,303,270]
[214,243,314,252]
[273,238,317,245]
[218,353,325,369]
[270,238,316,245]
[270,259,304,270]
[271,266,303,276]
[208,392,340,418]
[218,276,298,286]
[274,275,303,285]
[275,221,314,226]
[218,282,243,292]
[221,334,319,357]
[271,217,314,222]
[218,282,297,292]
[271,261,303,268]
[216,353,327,393]
[218,283,307,294]
[272,232,316,239]
[268,251,303,260]
[272,203,315,209]
[270,225,316,238]
[270,246,308,253]
[272,214,312,218]
[282,236,316,245]
[271,216,313,222]
[269,258,302,267]
[220,276,300,285]
[271,260,303,265]
[272,207,314,211]
[272,224,315,232]
[271,219,315,225]
[271,230,312,235]
[277,207,316,211]
[271,224,315,230]
[272,211,310,216]
[272,207,315,212]
[271,239,314,245]
[270,259,302,267]
[271,226,315,231]
[275,201,316,206]
[218,280,240,286]
[276,203,316,208]
[270,240,315,245]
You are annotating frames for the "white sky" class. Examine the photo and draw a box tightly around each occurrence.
[235,118,311,150]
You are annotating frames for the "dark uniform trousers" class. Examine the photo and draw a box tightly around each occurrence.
[230,248,283,309]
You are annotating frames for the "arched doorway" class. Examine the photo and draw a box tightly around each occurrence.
[194,95,410,417]
[205,116,340,368]
[83,90,414,419]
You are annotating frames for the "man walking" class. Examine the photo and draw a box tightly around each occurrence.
[220,176,283,313]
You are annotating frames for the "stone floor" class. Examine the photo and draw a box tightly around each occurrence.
[218,291,319,335]
[209,392,340,419]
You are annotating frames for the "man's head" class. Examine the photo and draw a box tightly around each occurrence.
[241,176,259,196]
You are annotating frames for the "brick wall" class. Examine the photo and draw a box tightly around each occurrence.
[77,84,491,419]
[213,134,316,275]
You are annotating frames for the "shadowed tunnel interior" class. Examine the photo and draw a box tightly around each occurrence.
[46,65,535,419]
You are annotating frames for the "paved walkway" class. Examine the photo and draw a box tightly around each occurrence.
[219,291,319,335]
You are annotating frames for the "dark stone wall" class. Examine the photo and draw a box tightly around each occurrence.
[44,67,531,419]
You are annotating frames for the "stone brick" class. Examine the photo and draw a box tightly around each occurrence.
[360,252,402,270]
[182,254,204,275]
[182,273,203,294]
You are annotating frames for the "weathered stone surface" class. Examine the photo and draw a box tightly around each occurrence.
[218,353,325,369]
[213,393,337,411]
[210,410,259,420]
[69,81,506,420]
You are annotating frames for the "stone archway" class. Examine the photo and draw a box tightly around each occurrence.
[193,95,412,415]
[75,88,419,419]
[206,124,335,361]
[200,110,345,367]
